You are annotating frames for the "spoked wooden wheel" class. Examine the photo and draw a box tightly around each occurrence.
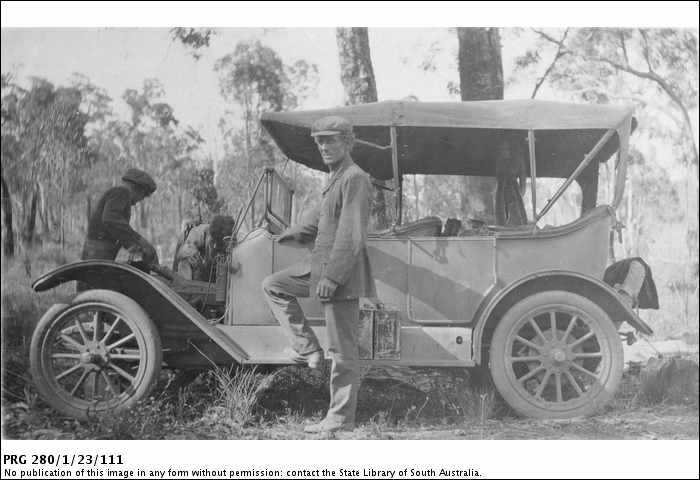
[489,291,623,419]
[30,290,161,420]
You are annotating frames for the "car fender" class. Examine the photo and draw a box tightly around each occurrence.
[471,270,654,365]
[32,260,248,363]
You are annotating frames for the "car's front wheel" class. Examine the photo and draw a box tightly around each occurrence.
[489,290,623,419]
[30,289,162,420]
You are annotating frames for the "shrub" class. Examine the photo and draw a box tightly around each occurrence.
[638,356,700,407]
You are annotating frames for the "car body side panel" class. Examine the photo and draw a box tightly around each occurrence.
[365,239,410,314]
[228,229,276,325]
[406,237,495,323]
[226,231,486,365]
[219,324,474,366]
[495,207,611,284]
[228,229,323,325]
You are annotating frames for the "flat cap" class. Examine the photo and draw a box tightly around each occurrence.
[310,115,353,137]
[122,168,157,196]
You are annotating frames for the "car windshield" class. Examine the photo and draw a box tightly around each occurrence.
[268,169,293,228]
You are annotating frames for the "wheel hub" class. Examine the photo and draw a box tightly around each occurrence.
[80,352,101,365]
[81,341,108,366]
[552,348,566,363]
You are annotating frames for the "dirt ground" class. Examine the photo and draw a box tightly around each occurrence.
[196,404,697,440]
[3,362,698,440]
[4,402,697,440]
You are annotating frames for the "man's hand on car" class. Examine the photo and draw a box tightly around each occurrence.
[139,241,159,267]
[316,277,339,300]
[276,231,296,243]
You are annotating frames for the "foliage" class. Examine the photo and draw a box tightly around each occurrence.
[215,40,297,113]
[84,79,208,255]
[513,28,698,163]
[214,40,320,230]
[186,167,224,221]
[1,76,94,248]
[170,28,216,60]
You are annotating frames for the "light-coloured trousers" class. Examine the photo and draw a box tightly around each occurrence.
[262,263,361,427]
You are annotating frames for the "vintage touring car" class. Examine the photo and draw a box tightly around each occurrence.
[30,99,654,420]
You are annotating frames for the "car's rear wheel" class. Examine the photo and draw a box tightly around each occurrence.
[30,289,162,420]
[489,290,623,419]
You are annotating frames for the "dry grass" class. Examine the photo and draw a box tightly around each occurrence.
[209,366,273,427]
[1,247,77,412]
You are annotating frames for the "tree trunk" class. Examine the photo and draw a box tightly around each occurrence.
[457,27,504,224]
[86,195,92,226]
[625,171,634,257]
[457,28,504,101]
[1,175,15,257]
[177,193,183,228]
[39,182,49,238]
[60,152,66,250]
[412,175,420,220]
[23,187,39,246]
[336,28,379,105]
[336,27,389,230]
[60,201,65,251]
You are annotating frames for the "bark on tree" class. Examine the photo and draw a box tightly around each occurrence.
[177,194,183,228]
[458,28,504,101]
[1,175,15,257]
[86,195,92,226]
[336,28,379,105]
[336,27,390,230]
[39,183,49,239]
[23,187,39,246]
[457,27,504,224]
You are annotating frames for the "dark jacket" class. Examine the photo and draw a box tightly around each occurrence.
[86,186,146,250]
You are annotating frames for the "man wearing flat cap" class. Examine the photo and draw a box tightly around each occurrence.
[81,168,159,278]
[262,115,375,435]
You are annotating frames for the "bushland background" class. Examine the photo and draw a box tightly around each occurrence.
[2,21,698,439]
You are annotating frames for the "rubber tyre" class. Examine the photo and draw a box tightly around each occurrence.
[30,289,162,420]
[489,290,623,419]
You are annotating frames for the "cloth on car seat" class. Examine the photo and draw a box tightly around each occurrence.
[375,216,442,237]
[442,218,462,236]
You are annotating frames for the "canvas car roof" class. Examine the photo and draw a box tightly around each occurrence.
[260,100,636,181]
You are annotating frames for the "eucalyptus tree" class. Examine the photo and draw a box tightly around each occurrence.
[336,27,390,230]
[456,27,504,225]
[214,39,319,229]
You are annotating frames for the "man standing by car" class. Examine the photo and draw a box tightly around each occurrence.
[262,116,375,435]
[82,168,158,266]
